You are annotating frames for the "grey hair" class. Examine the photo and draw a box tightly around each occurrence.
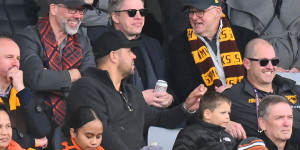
[258,95,291,119]
[108,0,144,14]
[108,0,124,14]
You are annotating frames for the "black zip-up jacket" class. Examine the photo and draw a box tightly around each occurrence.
[259,132,300,150]
[223,75,300,137]
[173,119,236,150]
[67,67,190,150]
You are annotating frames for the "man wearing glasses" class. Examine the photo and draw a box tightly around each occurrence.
[108,0,174,108]
[223,38,300,143]
[14,0,95,128]
[168,0,245,103]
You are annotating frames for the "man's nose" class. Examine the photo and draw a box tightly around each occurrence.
[12,58,20,68]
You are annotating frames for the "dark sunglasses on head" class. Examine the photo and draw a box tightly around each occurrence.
[115,9,148,17]
[247,58,280,67]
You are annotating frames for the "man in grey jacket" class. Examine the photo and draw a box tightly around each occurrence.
[227,0,300,72]
[14,0,95,127]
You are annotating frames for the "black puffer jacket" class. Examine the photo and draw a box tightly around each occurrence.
[173,119,236,150]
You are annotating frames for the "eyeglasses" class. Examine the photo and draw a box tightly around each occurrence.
[188,7,214,18]
[57,4,87,15]
[115,9,148,17]
[247,58,280,67]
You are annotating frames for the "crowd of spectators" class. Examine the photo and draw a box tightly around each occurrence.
[0,0,300,150]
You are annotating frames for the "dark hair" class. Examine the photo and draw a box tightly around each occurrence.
[0,104,11,121]
[258,95,291,119]
[198,91,231,117]
[63,106,101,137]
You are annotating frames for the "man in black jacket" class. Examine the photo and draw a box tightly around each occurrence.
[258,95,299,150]
[109,0,174,107]
[223,38,300,142]
[66,30,207,150]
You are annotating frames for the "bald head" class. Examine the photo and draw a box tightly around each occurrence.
[0,37,20,79]
[0,37,20,53]
[244,38,274,58]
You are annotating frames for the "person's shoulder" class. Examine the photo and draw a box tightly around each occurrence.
[15,25,38,37]
[223,81,244,95]
[180,121,208,135]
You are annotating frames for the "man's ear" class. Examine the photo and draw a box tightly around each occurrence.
[49,4,58,16]
[111,12,120,24]
[258,117,266,131]
[215,6,223,17]
[108,50,119,64]
[243,58,251,70]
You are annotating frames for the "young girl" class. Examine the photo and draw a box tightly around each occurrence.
[0,104,25,150]
[61,106,104,150]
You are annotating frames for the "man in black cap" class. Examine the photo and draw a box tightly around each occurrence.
[168,0,244,102]
[14,0,95,128]
[66,30,208,150]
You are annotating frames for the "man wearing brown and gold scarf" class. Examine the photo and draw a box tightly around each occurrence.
[168,0,244,102]
[15,0,95,128]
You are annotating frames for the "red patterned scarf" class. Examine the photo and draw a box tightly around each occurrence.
[187,14,244,89]
[37,17,82,126]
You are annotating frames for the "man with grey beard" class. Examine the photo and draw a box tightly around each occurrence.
[14,0,95,128]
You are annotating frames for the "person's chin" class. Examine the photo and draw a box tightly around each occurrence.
[85,147,98,150]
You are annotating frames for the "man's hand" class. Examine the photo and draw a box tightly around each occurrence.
[142,89,173,108]
[289,67,300,73]
[183,84,207,112]
[276,67,288,72]
[225,121,247,140]
[215,84,232,93]
[35,136,48,149]
[153,91,173,107]
[7,67,25,92]
[84,0,94,4]
[68,69,81,83]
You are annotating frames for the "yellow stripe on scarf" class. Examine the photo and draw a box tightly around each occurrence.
[0,87,20,110]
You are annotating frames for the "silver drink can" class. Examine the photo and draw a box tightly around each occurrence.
[154,80,168,92]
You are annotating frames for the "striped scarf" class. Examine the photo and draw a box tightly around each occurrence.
[37,17,82,126]
[187,14,244,88]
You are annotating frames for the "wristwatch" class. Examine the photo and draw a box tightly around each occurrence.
[182,104,196,114]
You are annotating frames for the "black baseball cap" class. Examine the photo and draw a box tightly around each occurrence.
[49,0,93,10]
[183,0,222,11]
[92,30,141,59]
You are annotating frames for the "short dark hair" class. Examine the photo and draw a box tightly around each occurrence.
[198,91,231,117]
[258,95,291,119]
[0,104,11,122]
[63,106,102,137]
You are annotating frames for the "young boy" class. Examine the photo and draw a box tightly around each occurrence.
[173,91,236,150]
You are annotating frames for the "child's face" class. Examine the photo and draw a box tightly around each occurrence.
[206,102,231,128]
